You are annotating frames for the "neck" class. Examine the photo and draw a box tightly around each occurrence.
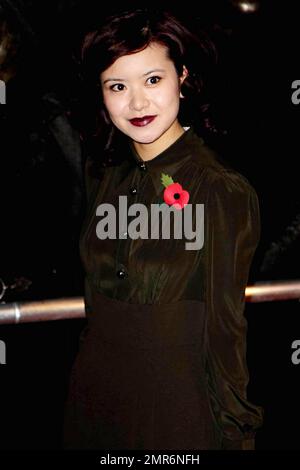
[132,120,185,162]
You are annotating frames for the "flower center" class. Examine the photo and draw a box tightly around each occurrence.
[174,193,180,200]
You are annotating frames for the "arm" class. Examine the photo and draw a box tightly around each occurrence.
[84,154,101,203]
[78,154,102,346]
[204,170,264,450]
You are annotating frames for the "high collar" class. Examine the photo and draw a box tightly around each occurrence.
[127,127,205,195]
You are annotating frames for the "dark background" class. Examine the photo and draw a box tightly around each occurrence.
[1,0,300,450]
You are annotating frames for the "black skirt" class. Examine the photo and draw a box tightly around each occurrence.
[62,290,221,450]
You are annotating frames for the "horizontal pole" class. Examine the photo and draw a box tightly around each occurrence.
[245,280,300,303]
[0,298,85,325]
[1,280,300,324]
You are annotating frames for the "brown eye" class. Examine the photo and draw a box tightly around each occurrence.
[147,76,161,85]
[110,83,125,92]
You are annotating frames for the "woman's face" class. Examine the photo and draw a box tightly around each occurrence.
[100,42,188,158]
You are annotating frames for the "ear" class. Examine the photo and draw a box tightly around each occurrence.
[179,65,188,98]
[180,65,188,85]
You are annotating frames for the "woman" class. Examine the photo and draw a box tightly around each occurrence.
[63,7,264,450]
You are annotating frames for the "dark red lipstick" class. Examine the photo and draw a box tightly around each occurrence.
[129,115,157,127]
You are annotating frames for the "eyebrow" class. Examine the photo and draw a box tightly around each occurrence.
[103,69,166,84]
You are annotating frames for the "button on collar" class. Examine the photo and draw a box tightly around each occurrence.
[138,161,147,171]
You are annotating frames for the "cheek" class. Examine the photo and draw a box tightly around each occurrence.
[102,94,121,117]
[156,82,180,109]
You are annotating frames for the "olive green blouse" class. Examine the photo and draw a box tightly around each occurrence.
[78,126,264,449]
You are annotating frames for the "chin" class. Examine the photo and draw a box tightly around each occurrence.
[124,129,157,144]
[134,135,159,144]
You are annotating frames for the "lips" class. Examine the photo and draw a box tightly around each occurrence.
[129,115,156,127]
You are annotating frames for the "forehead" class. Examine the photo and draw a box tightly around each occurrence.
[101,42,173,77]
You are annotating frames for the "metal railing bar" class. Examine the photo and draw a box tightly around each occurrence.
[1,280,300,324]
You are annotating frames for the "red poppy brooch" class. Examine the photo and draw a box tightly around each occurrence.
[160,173,189,210]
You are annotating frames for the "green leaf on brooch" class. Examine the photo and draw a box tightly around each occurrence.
[161,173,174,188]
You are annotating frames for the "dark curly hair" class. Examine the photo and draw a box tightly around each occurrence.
[77,7,218,170]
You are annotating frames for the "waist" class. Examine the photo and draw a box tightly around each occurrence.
[84,289,206,350]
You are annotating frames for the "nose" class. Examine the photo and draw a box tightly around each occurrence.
[129,88,149,112]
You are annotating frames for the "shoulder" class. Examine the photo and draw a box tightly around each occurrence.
[207,166,258,201]
[83,155,105,203]
[204,165,260,247]
[200,164,261,249]
[206,167,259,225]
[187,136,258,202]
[187,141,260,230]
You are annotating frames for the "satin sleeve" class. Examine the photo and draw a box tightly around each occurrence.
[78,155,102,346]
[84,155,101,204]
[204,169,264,450]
